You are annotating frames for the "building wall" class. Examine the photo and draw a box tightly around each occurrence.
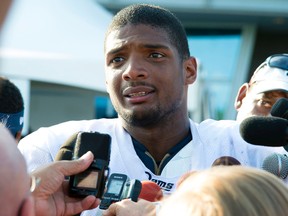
[29,81,108,133]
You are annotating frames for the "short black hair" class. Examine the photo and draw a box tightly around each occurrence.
[105,4,190,60]
[0,77,24,113]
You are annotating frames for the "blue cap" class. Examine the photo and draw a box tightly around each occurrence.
[0,110,24,137]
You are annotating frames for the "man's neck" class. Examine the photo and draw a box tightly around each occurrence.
[123,118,191,162]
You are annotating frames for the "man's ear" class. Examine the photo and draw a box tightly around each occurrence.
[184,57,197,85]
[19,196,35,216]
[234,83,249,110]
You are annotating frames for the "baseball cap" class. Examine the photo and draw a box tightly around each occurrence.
[249,54,288,94]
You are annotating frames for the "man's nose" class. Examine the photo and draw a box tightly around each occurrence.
[122,56,149,81]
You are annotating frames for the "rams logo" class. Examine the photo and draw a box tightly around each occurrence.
[145,171,174,191]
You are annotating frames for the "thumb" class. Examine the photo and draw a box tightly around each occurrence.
[58,151,94,176]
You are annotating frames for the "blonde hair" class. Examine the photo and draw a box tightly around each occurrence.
[159,166,288,216]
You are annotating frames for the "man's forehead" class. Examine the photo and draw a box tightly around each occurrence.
[105,25,171,53]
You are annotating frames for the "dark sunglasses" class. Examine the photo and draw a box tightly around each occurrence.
[265,54,288,71]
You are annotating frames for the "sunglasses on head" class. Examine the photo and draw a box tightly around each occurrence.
[265,54,288,71]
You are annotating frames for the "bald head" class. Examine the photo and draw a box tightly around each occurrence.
[0,124,30,215]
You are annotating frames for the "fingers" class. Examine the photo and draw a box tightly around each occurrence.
[55,151,94,177]
[65,196,100,216]
[102,199,155,216]
[102,202,118,216]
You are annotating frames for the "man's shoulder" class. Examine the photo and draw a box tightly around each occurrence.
[197,118,238,132]
[33,118,119,133]
[193,118,240,144]
[18,118,120,149]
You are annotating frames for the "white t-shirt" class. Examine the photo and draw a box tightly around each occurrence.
[18,118,286,216]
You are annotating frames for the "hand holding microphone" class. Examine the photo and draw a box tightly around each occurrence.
[99,178,163,209]
[100,180,163,216]
[55,131,112,198]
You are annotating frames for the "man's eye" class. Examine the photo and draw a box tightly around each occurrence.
[111,57,124,63]
[259,100,272,107]
[149,53,164,58]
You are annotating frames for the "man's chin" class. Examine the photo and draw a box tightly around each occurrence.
[122,112,160,127]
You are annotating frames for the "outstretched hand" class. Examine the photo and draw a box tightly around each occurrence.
[102,199,156,216]
[31,151,100,216]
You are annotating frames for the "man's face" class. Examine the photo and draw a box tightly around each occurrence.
[236,89,288,122]
[104,24,196,127]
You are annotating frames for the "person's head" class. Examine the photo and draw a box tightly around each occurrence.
[0,124,34,216]
[235,54,288,122]
[104,4,197,128]
[159,166,288,216]
[0,76,24,142]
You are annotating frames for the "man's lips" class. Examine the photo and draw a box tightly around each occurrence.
[123,86,154,97]
[123,86,155,103]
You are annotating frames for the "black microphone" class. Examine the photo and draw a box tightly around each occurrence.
[270,98,288,152]
[212,156,241,166]
[239,116,288,147]
[271,98,288,120]
[69,131,112,198]
[55,132,79,161]
[262,153,288,179]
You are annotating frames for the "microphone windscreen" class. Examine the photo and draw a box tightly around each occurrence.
[212,156,241,166]
[239,116,288,147]
[55,132,78,161]
[271,98,288,119]
[262,153,288,179]
[73,132,111,160]
[138,181,163,202]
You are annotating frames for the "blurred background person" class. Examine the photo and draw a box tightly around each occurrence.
[159,166,288,216]
[235,53,288,122]
[0,76,24,142]
[0,123,100,216]
[0,0,23,134]
[0,123,34,216]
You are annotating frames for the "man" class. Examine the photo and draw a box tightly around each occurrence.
[235,54,288,121]
[18,4,284,216]
[0,76,24,142]
[0,124,100,216]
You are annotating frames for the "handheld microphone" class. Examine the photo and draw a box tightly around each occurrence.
[212,156,241,166]
[239,116,288,147]
[261,153,288,179]
[55,132,79,161]
[69,131,112,198]
[99,173,142,209]
[138,180,163,202]
[271,98,288,120]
